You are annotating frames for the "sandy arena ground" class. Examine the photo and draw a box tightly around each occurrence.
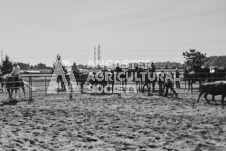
[0,89,226,151]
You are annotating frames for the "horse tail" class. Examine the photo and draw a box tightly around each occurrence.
[23,80,36,91]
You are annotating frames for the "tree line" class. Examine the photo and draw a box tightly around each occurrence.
[0,55,53,74]
[183,49,226,70]
[1,51,225,74]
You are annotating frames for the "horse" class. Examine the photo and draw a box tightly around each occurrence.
[3,75,26,100]
[141,70,157,95]
[0,75,4,92]
[88,71,108,93]
[114,67,128,92]
[0,69,11,92]
[73,70,88,93]
[184,67,210,92]
[56,75,67,91]
[133,67,157,93]
[103,70,115,93]
[209,68,226,82]
[133,67,143,92]
[56,69,89,93]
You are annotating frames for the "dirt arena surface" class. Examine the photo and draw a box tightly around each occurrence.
[0,91,226,151]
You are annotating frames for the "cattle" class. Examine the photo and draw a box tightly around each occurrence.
[197,81,226,104]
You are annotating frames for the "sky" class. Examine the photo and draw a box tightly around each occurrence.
[0,0,226,66]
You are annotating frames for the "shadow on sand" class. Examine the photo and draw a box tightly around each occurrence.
[0,99,19,106]
[0,98,28,106]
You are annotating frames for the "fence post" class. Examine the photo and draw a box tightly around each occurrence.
[69,83,73,100]
[159,82,163,96]
[28,76,33,101]
[45,76,47,96]
[57,80,59,94]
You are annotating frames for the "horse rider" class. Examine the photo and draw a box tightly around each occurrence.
[148,62,156,78]
[115,63,123,73]
[148,62,156,91]
[175,68,180,88]
[9,63,21,87]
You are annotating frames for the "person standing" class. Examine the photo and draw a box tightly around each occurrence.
[158,70,165,96]
[164,77,178,97]
[151,62,156,72]
[148,62,156,91]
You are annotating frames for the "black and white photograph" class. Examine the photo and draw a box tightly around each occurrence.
[0,0,226,150]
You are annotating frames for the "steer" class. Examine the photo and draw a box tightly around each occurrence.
[197,81,226,105]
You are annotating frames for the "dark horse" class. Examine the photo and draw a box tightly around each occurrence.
[184,66,210,92]
[73,70,88,93]
[115,67,128,92]
[57,75,68,91]
[142,70,157,95]
[88,71,108,93]
[209,68,226,82]
[133,67,156,93]
[133,67,143,92]
[184,66,226,92]
[4,75,26,100]
[0,75,4,92]
[57,70,88,93]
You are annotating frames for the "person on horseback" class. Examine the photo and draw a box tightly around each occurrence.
[9,63,21,87]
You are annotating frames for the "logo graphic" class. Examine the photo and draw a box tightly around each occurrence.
[47,58,180,94]
[47,60,79,94]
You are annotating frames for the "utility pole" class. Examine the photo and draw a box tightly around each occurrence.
[97,44,101,68]
[94,46,96,68]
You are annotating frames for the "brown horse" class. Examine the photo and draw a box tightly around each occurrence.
[4,75,26,100]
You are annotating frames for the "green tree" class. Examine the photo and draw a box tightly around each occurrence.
[18,62,30,70]
[36,63,46,69]
[1,55,13,74]
[183,49,208,71]
[205,56,226,69]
